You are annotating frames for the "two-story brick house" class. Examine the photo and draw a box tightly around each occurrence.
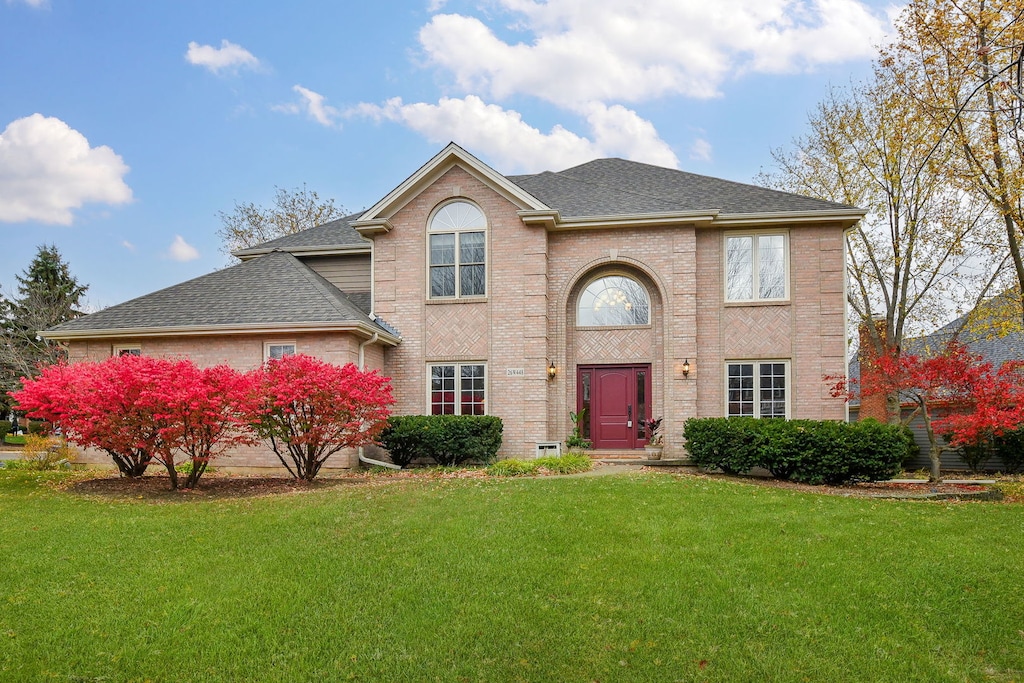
[45,143,862,467]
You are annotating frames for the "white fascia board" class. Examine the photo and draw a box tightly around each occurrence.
[43,322,401,346]
[234,243,372,261]
[359,142,550,222]
[545,210,720,231]
[711,209,865,228]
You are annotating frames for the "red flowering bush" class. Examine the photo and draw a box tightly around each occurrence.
[247,354,394,480]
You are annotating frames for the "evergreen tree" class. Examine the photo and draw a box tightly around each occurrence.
[0,245,87,410]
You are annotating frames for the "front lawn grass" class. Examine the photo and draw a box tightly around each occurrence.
[1,469,1022,682]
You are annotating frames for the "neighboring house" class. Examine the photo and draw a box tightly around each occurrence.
[44,143,862,468]
[850,295,1024,470]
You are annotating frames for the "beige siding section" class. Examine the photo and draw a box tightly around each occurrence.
[302,254,371,294]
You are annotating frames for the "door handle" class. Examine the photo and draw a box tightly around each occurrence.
[627,404,632,428]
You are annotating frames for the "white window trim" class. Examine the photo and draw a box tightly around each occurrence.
[724,231,790,303]
[427,362,488,415]
[264,341,296,362]
[113,345,141,357]
[426,200,488,300]
[724,360,790,419]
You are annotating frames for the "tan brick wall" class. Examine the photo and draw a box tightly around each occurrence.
[376,166,550,458]
[64,331,386,469]
[375,167,847,460]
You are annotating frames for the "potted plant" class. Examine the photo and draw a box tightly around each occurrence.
[643,416,664,459]
[565,409,592,453]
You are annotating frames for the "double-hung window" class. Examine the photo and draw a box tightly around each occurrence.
[727,361,788,419]
[725,233,787,302]
[264,342,296,361]
[430,363,486,415]
[429,201,486,298]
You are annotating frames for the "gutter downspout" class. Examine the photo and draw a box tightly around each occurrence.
[356,333,400,470]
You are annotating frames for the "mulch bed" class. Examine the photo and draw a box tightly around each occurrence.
[54,466,1014,502]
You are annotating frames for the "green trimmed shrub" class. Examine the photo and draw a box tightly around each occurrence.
[380,415,503,467]
[27,421,51,435]
[993,427,1024,473]
[682,417,763,475]
[683,417,905,485]
[0,420,11,441]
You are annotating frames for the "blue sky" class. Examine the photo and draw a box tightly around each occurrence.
[1,0,897,309]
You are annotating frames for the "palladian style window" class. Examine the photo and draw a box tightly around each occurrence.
[577,275,650,326]
[725,233,787,302]
[429,201,486,298]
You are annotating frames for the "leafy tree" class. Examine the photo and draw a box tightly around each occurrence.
[248,354,394,480]
[0,245,87,411]
[11,356,255,488]
[217,184,344,257]
[762,71,1004,421]
[830,341,1024,480]
[11,357,162,478]
[881,0,1024,326]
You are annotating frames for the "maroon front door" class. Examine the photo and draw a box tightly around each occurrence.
[578,365,651,449]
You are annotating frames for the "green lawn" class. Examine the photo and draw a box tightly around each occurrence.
[1,469,1022,682]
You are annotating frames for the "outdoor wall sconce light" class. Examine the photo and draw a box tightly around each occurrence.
[547,361,558,380]
[682,359,691,378]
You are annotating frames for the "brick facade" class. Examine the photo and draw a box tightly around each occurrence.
[49,146,853,470]
[374,165,848,460]
[64,331,384,470]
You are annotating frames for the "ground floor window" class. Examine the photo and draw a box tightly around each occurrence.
[264,342,296,361]
[727,361,788,418]
[430,363,485,415]
[114,346,141,357]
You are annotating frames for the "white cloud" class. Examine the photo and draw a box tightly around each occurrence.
[167,235,200,262]
[121,240,136,252]
[351,95,678,172]
[274,85,342,128]
[689,138,713,162]
[7,0,48,7]
[185,39,260,75]
[0,114,132,225]
[426,0,448,10]
[419,0,892,105]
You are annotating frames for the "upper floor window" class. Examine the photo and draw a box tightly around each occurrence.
[429,201,486,298]
[725,233,787,302]
[577,275,650,326]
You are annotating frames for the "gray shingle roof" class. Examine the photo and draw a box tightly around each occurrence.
[48,251,380,335]
[232,213,369,257]
[508,158,857,218]
[848,291,1024,389]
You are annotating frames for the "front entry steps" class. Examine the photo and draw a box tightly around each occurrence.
[589,450,695,467]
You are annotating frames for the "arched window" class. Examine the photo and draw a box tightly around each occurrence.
[577,275,650,326]
[428,201,486,298]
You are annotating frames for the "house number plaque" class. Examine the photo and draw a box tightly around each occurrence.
[505,368,525,377]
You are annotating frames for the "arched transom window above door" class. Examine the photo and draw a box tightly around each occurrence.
[577,275,651,326]
[428,201,487,299]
